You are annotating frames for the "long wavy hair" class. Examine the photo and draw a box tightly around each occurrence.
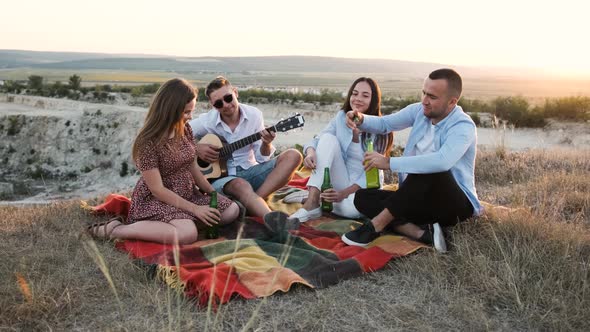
[342,77,393,156]
[132,78,196,162]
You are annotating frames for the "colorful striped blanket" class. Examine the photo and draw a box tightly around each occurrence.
[84,173,425,306]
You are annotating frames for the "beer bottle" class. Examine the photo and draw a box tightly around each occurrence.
[205,191,219,239]
[320,167,333,212]
[365,137,380,189]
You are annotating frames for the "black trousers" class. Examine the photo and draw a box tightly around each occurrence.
[354,171,473,227]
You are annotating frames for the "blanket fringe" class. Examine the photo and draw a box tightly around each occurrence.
[156,266,186,292]
[79,200,93,212]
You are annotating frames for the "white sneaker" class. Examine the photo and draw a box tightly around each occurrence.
[290,207,322,222]
[283,190,309,203]
[432,223,448,253]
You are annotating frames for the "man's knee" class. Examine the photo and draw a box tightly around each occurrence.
[224,178,254,198]
[278,148,302,167]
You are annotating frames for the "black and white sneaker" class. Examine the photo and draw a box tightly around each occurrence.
[418,223,447,253]
[341,222,380,247]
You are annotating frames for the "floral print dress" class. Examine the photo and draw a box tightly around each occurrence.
[128,124,232,223]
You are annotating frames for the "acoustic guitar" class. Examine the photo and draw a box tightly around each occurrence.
[196,114,305,180]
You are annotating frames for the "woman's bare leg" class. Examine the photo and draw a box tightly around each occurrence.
[220,202,240,225]
[106,219,198,244]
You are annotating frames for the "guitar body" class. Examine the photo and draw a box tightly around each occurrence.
[196,134,228,180]
[195,113,305,181]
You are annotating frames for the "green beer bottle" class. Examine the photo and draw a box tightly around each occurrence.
[320,167,333,212]
[365,137,380,189]
[205,191,219,239]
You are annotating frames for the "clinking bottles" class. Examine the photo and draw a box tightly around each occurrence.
[365,137,380,189]
[320,167,333,212]
[205,191,219,239]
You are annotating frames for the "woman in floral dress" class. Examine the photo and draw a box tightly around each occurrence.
[88,78,239,244]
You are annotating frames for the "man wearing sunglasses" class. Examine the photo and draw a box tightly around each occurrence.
[189,76,302,218]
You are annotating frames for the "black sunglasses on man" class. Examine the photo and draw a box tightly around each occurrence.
[212,94,233,109]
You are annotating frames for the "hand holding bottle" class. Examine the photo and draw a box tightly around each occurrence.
[320,188,347,203]
[345,110,363,129]
[192,204,220,227]
[363,151,390,171]
[205,191,220,239]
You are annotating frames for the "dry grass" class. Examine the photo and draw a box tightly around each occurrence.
[1,148,589,331]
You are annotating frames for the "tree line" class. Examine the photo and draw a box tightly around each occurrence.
[1,75,589,127]
[0,75,161,102]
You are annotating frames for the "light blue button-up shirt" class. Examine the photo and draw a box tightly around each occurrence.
[360,102,482,215]
[189,103,275,176]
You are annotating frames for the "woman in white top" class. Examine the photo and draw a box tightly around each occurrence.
[291,77,393,222]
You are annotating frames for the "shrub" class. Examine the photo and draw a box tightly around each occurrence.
[27,75,43,92]
[28,166,52,179]
[1,80,25,93]
[542,96,590,121]
[120,161,129,177]
[131,86,143,98]
[68,74,82,90]
[7,115,24,136]
[380,95,421,115]
[492,96,546,128]
[459,98,493,114]
[470,112,481,126]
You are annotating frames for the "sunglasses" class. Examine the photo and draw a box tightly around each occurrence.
[212,94,234,109]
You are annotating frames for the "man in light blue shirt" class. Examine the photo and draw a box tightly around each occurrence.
[190,76,302,218]
[341,69,482,252]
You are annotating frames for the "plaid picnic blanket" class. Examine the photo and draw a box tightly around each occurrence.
[115,215,424,306]
[84,173,425,307]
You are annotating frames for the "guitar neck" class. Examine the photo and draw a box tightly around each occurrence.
[220,125,276,158]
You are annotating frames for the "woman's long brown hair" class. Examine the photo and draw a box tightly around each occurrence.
[132,78,196,162]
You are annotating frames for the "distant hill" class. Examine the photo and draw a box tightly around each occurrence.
[0,49,129,68]
[4,49,590,99]
[0,49,492,77]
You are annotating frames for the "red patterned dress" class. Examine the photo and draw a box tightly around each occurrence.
[128,124,233,223]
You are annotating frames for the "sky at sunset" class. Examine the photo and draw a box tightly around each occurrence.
[1,0,589,77]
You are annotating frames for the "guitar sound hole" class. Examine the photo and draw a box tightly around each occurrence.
[197,158,210,168]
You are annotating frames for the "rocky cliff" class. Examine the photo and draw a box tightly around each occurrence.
[0,94,148,201]
[0,94,332,202]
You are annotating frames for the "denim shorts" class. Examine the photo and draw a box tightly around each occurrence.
[211,159,277,194]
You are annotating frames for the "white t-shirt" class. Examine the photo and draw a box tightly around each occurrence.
[415,123,436,155]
